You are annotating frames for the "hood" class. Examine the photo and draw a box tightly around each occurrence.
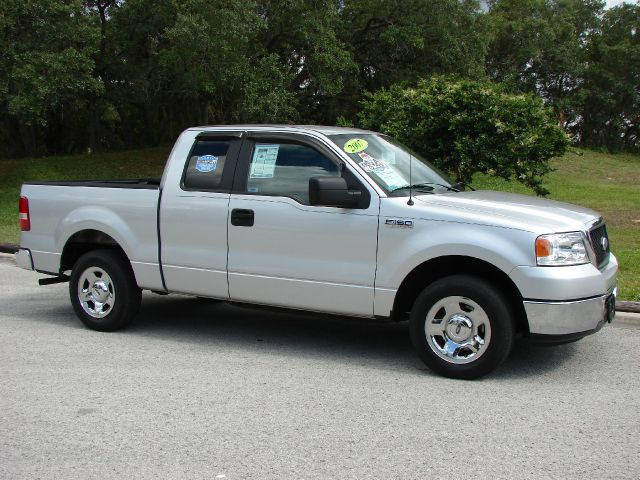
[411,190,601,233]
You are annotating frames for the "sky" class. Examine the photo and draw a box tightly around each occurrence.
[480,1,636,10]
[606,0,629,7]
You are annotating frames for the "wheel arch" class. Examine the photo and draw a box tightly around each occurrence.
[61,229,128,273]
[392,255,528,334]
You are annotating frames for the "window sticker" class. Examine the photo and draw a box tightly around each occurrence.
[358,152,408,190]
[250,144,279,178]
[343,138,369,154]
[357,151,388,172]
[195,155,218,173]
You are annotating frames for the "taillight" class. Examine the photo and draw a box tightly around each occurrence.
[19,196,30,231]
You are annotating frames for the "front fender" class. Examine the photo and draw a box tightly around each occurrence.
[376,219,536,290]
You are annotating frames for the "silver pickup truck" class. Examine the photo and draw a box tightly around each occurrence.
[15,125,618,378]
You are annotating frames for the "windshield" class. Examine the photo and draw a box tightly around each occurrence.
[327,133,453,195]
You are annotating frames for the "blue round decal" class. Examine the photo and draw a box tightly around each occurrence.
[195,155,218,173]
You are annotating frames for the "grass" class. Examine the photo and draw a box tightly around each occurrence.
[0,146,170,244]
[1,147,638,300]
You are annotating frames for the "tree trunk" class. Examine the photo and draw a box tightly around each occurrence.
[17,121,37,157]
[87,104,99,153]
[202,102,209,125]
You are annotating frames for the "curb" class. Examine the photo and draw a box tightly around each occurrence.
[617,301,640,314]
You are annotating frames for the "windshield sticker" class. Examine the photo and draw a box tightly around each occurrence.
[357,152,388,172]
[250,144,279,178]
[195,155,218,173]
[376,169,408,191]
[358,152,408,190]
[343,138,369,154]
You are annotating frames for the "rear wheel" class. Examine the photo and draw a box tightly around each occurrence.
[410,274,514,379]
[69,249,141,332]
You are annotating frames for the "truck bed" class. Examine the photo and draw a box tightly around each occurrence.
[19,181,163,290]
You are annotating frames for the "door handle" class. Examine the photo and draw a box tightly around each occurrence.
[231,208,254,227]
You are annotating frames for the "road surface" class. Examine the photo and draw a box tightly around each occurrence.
[1,254,639,479]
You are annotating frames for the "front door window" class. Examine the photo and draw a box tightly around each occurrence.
[245,142,340,204]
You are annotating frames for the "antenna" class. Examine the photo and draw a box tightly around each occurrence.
[407,151,414,206]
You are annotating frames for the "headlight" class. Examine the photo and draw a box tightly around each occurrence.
[535,232,589,266]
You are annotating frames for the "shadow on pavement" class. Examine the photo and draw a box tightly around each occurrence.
[9,288,577,379]
[129,294,575,379]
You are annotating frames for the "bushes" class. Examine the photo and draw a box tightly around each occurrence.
[359,76,569,195]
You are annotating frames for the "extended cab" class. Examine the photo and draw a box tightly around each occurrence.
[15,126,618,378]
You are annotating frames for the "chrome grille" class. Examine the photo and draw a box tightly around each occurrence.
[589,223,610,268]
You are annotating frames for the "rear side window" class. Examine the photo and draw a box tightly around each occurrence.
[245,142,339,204]
[183,140,231,190]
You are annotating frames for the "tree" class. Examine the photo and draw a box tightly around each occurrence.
[486,0,605,127]
[358,76,569,195]
[257,0,356,123]
[336,0,490,122]
[102,0,178,146]
[341,0,489,87]
[579,3,640,151]
[0,0,103,156]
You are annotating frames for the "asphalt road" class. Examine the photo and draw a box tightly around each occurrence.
[1,254,639,480]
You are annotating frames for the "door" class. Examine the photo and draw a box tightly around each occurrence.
[227,134,380,316]
[160,133,241,298]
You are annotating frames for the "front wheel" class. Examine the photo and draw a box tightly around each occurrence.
[69,249,141,332]
[410,275,514,379]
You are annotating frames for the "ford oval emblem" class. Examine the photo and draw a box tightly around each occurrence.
[601,237,608,251]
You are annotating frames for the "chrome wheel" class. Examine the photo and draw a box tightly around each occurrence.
[424,295,491,365]
[77,266,116,319]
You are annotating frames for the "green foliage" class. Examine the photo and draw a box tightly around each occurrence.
[358,76,569,195]
[340,0,489,87]
[157,1,251,121]
[258,0,357,122]
[0,0,636,156]
[335,0,490,122]
[0,0,103,155]
[486,0,605,125]
[579,3,640,152]
[242,55,299,123]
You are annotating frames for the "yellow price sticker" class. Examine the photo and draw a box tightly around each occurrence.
[343,138,368,154]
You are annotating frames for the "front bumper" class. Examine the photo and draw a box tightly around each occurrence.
[523,288,616,336]
[15,248,34,271]
[510,253,617,336]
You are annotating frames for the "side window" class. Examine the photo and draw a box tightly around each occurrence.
[183,140,231,191]
[246,143,339,204]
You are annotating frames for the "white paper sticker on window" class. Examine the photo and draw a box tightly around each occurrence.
[250,144,279,178]
[376,168,408,191]
[358,152,407,190]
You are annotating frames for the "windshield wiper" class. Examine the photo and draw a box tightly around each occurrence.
[390,183,435,193]
[391,182,460,193]
[451,181,476,191]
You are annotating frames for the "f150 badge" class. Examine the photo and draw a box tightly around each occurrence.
[385,218,413,228]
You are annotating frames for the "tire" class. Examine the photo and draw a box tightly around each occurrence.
[409,274,514,380]
[69,249,141,332]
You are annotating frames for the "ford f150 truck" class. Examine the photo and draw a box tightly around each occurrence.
[15,125,618,379]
